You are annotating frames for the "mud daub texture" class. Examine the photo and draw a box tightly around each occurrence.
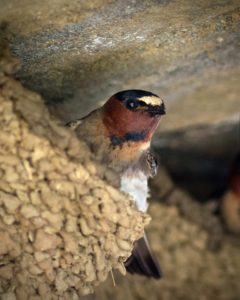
[0,52,149,299]
[95,169,240,300]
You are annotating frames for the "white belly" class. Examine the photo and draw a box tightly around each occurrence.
[120,172,149,212]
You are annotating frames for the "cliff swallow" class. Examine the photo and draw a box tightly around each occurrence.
[67,89,166,278]
[221,153,240,234]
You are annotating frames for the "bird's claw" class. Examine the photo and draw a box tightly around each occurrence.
[66,119,82,130]
[146,152,158,178]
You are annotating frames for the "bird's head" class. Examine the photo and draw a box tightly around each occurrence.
[102,90,165,145]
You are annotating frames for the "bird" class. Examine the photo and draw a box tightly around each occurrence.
[221,153,240,234]
[67,89,166,278]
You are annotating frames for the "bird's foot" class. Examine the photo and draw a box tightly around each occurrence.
[146,151,158,178]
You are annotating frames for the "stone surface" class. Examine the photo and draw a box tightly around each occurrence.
[1,0,239,199]
[0,0,239,119]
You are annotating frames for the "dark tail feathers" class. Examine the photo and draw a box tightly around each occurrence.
[124,234,162,279]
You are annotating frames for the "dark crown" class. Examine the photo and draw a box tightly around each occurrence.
[114,89,159,102]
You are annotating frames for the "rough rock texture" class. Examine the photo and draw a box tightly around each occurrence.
[0,51,149,299]
[1,0,239,199]
[1,1,239,116]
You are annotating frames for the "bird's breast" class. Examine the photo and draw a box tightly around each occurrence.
[120,171,149,212]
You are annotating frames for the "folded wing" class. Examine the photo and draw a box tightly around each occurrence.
[125,234,162,279]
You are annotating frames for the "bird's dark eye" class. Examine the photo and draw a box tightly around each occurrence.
[126,100,138,110]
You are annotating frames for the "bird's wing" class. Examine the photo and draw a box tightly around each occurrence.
[66,109,99,130]
[124,234,162,279]
[66,119,83,130]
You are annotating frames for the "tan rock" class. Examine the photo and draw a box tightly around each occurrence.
[30,190,42,205]
[28,264,43,275]
[65,215,77,232]
[55,270,68,293]
[16,190,30,203]
[34,229,62,251]
[93,244,106,271]
[1,292,17,300]
[38,257,52,271]
[37,283,51,298]
[20,204,39,218]
[2,214,15,225]
[0,231,14,256]
[85,258,96,282]
[15,287,28,300]
[79,218,93,236]
[41,211,63,230]
[61,231,79,254]
[0,264,13,280]
[0,155,20,166]
[0,192,20,213]
[3,167,19,183]
[34,251,50,262]
[116,238,132,252]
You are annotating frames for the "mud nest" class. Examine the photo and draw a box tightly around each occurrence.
[0,51,149,299]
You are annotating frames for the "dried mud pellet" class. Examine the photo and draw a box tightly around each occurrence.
[20,204,39,218]
[61,232,79,254]
[79,218,93,236]
[34,229,62,251]
[0,61,147,299]
[1,193,20,213]
[85,259,97,282]
[0,265,13,280]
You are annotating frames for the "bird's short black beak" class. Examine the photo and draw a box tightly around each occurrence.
[147,103,166,116]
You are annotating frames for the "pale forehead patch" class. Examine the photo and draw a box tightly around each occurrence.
[138,96,163,106]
